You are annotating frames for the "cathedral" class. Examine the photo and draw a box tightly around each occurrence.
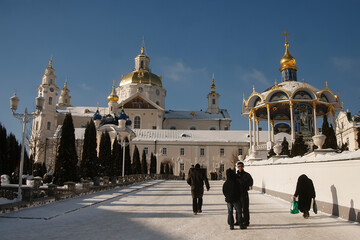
[29,44,243,176]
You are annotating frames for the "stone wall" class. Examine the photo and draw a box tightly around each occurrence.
[246,157,360,222]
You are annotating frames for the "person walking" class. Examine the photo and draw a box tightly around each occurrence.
[222,168,245,230]
[235,161,253,227]
[187,163,210,215]
[293,174,316,218]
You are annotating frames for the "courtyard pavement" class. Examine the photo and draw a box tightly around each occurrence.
[0,180,359,240]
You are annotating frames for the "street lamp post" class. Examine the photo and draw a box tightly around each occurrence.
[116,109,135,177]
[120,135,130,177]
[9,92,44,201]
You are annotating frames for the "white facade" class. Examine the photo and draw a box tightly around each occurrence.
[336,111,360,151]
[29,46,234,175]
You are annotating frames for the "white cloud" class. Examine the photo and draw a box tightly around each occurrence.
[157,58,207,82]
[331,56,360,72]
[80,83,93,91]
[240,68,271,86]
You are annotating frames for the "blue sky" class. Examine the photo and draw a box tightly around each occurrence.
[1,0,360,141]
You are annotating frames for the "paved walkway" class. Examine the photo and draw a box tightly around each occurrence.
[0,180,359,240]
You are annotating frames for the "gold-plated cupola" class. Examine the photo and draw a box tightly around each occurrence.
[280,31,298,72]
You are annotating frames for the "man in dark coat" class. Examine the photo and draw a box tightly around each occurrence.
[293,174,316,218]
[235,161,253,227]
[223,168,245,230]
[187,163,210,215]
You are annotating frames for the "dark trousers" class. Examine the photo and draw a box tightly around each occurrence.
[227,201,242,227]
[236,192,250,225]
[193,197,203,212]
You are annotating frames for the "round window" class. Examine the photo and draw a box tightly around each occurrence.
[50,88,54,92]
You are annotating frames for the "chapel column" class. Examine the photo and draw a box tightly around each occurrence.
[256,118,260,146]
[267,104,271,142]
[313,101,318,135]
[290,101,295,142]
[249,114,252,153]
[252,112,257,147]
[271,121,275,142]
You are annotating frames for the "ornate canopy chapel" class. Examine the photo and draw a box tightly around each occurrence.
[242,31,342,152]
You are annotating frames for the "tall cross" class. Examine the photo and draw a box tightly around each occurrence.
[97,101,99,110]
[112,79,116,87]
[282,30,290,43]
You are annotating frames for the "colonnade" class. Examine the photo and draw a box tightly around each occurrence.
[248,102,337,152]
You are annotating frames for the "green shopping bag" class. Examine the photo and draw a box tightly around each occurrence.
[313,199,318,214]
[290,200,299,214]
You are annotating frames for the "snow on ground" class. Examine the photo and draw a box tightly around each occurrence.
[0,180,359,240]
[249,149,360,166]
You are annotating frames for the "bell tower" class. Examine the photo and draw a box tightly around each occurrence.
[206,74,220,114]
[58,79,72,106]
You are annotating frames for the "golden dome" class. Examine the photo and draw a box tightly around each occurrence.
[107,83,119,102]
[120,70,162,87]
[280,42,297,71]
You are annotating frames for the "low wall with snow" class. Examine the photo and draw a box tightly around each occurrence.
[245,150,360,222]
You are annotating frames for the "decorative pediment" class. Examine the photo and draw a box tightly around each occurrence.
[124,96,157,109]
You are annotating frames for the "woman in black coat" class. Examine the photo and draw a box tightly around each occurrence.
[293,174,316,218]
[187,164,210,215]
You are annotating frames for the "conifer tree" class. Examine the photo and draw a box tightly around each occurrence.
[124,137,132,175]
[0,123,7,175]
[80,120,98,180]
[160,162,164,174]
[98,131,112,176]
[322,115,331,149]
[54,113,79,185]
[141,150,148,174]
[6,133,20,177]
[112,136,122,176]
[150,153,157,174]
[280,137,290,156]
[325,125,338,150]
[291,135,309,157]
[132,145,141,174]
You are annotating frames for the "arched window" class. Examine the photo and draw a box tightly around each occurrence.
[47,121,51,130]
[212,99,215,105]
[190,126,196,130]
[170,126,177,130]
[134,116,141,129]
[140,61,144,69]
[49,97,53,105]
[210,127,216,130]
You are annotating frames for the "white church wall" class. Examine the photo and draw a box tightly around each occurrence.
[246,152,360,221]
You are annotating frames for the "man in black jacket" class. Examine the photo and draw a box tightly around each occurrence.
[187,164,210,215]
[235,161,253,227]
[223,168,245,230]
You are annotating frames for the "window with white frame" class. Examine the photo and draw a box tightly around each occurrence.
[200,148,205,156]
[220,148,225,156]
[162,148,167,155]
[238,148,243,156]
[134,116,141,129]
[180,163,184,171]
[180,148,185,155]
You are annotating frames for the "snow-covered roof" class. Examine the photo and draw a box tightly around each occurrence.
[57,106,109,117]
[262,81,319,97]
[132,129,289,143]
[164,109,230,120]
